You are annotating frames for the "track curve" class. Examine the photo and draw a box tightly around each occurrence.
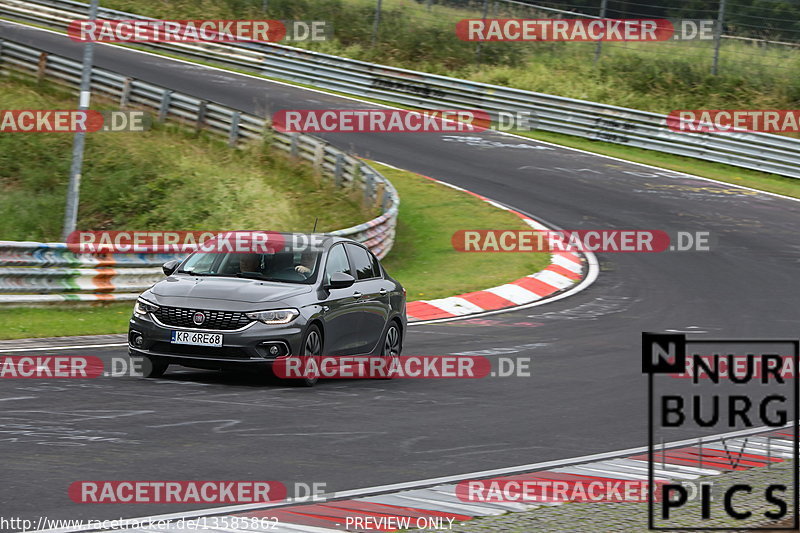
[1,22,799,524]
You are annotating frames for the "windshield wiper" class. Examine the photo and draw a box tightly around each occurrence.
[178,270,216,276]
[235,273,300,283]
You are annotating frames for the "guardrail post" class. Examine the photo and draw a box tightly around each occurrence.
[262,121,274,148]
[363,171,374,206]
[119,77,132,108]
[196,101,207,130]
[334,153,344,187]
[228,111,241,147]
[37,52,48,81]
[157,90,173,122]
[374,179,385,210]
[313,142,325,170]
[290,133,299,157]
[382,189,392,211]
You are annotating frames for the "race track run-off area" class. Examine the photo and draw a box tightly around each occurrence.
[1,21,800,530]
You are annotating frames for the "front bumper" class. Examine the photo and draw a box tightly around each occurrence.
[128,312,305,367]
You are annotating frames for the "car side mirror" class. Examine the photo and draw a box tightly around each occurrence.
[326,272,355,289]
[162,259,180,276]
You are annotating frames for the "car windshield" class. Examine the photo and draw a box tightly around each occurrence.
[177,250,322,284]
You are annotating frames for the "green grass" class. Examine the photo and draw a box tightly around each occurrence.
[373,162,550,300]
[0,303,133,340]
[0,78,369,241]
[0,164,551,339]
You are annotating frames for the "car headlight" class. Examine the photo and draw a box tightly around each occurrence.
[246,308,299,325]
[134,298,159,317]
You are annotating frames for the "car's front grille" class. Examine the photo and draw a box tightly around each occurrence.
[150,342,253,360]
[153,306,252,331]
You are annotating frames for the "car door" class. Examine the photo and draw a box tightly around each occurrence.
[319,243,362,355]
[344,243,391,354]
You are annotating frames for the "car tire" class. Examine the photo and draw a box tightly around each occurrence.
[141,356,168,378]
[289,324,322,387]
[377,321,402,379]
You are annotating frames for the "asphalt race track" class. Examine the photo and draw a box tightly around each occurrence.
[1,22,799,525]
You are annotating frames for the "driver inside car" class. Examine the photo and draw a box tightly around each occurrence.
[294,251,317,275]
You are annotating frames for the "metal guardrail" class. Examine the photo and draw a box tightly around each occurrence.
[0,242,186,303]
[1,0,799,178]
[0,38,399,305]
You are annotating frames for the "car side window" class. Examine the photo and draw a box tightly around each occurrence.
[345,244,376,280]
[369,251,383,278]
[324,244,352,285]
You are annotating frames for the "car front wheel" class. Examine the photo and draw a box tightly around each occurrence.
[377,322,401,379]
[289,324,322,387]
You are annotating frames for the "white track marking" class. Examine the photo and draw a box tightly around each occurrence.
[0,396,37,401]
[484,284,541,305]
[33,424,793,532]
[552,254,583,273]
[530,270,574,289]
[420,297,485,316]
[365,493,505,516]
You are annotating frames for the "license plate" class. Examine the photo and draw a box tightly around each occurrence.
[171,331,223,347]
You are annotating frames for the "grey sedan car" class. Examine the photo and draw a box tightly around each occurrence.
[128,235,406,386]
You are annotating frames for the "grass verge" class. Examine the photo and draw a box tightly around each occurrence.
[0,163,551,340]
[0,77,369,241]
[0,303,133,340]
[373,161,550,300]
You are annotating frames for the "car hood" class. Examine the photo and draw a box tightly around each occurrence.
[149,275,313,307]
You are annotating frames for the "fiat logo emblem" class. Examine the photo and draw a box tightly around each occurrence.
[192,312,206,325]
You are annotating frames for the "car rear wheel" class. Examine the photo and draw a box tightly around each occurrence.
[141,356,168,378]
[377,322,401,379]
[289,324,322,387]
